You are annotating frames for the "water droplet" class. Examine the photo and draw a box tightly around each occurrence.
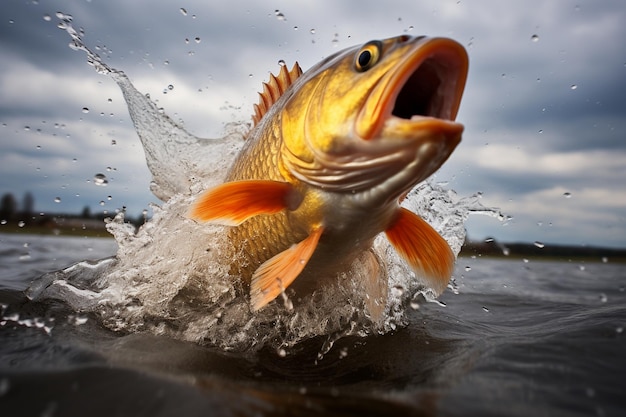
[599,293,608,303]
[310,28,316,34]
[484,237,495,243]
[563,192,572,198]
[168,84,174,90]
[409,300,420,310]
[54,197,61,203]
[24,126,30,131]
[194,37,201,44]
[448,278,460,295]
[278,59,286,66]
[534,241,545,248]
[277,348,287,357]
[531,34,539,42]
[339,347,348,359]
[293,26,298,31]
[18,221,25,228]
[43,14,51,21]
[82,107,89,113]
[464,266,471,272]
[180,8,187,16]
[107,195,112,201]
[570,84,578,90]
[274,10,286,21]
[99,201,105,206]
[277,289,293,311]
[111,139,117,145]
[93,173,108,186]
[391,285,405,297]
[601,257,608,263]
[482,306,490,312]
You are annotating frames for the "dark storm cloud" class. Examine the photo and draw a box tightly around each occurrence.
[1,0,625,247]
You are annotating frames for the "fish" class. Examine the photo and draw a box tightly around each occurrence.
[189,35,468,313]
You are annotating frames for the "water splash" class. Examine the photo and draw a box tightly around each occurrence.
[28,15,506,353]
[55,11,245,201]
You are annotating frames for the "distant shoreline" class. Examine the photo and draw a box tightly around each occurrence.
[0,224,113,238]
[460,241,626,263]
[2,221,624,263]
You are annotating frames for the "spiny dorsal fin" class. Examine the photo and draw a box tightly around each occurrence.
[252,62,303,127]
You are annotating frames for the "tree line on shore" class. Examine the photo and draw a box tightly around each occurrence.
[1,191,146,229]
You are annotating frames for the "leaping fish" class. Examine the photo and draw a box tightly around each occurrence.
[189,35,468,313]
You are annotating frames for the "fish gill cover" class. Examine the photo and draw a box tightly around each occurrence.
[26,13,506,354]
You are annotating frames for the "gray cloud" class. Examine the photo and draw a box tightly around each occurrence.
[1,0,625,247]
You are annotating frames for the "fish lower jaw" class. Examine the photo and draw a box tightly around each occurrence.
[381,115,464,141]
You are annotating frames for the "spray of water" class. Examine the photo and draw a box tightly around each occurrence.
[28,14,507,353]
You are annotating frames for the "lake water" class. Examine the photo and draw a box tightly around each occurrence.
[1,232,624,417]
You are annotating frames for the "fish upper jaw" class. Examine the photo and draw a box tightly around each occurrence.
[355,36,468,142]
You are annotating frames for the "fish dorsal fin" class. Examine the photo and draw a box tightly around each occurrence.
[252,62,303,127]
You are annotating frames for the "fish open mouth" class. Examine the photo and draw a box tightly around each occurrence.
[356,36,468,140]
[389,37,467,127]
[392,56,458,121]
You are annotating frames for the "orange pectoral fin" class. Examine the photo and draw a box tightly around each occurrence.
[188,180,297,226]
[385,208,454,296]
[250,226,324,311]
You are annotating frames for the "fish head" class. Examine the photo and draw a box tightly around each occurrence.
[280,35,468,204]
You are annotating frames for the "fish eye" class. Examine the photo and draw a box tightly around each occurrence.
[354,40,383,72]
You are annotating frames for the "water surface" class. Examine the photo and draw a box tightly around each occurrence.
[1,233,624,416]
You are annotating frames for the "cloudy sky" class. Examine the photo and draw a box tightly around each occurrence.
[1,0,625,248]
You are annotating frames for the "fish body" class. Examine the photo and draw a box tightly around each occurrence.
[190,35,468,311]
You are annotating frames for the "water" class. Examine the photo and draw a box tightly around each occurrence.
[1,234,625,416]
[1,14,625,416]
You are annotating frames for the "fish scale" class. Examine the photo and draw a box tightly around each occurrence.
[223,118,307,280]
